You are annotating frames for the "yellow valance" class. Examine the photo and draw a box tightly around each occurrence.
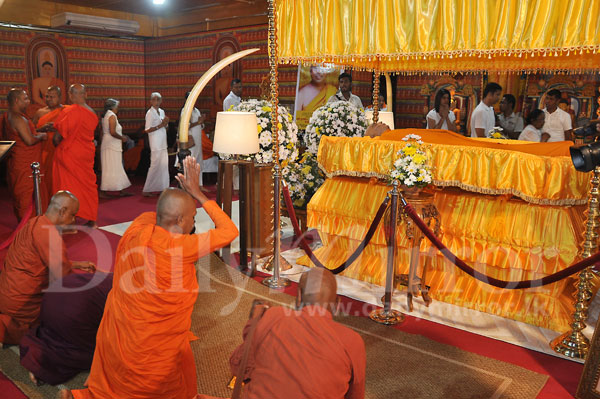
[275,0,600,72]
[316,132,590,206]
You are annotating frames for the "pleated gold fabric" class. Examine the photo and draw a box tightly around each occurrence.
[317,132,590,206]
[297,177,594,331]
[275,0,600,72]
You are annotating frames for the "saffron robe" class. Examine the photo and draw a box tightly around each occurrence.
[229,305,366,399]
[201,130,213,160]
[72,200,238,399]
[0,215,72,344]
[20,272,113,385]
[5,113,46,220]
[53,104,98,222]
[36,106,64,199]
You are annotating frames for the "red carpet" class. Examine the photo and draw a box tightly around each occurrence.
[0,177,584,398]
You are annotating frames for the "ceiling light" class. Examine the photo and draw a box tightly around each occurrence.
[153,0,165,5]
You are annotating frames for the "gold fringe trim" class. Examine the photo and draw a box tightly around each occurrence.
[319,163,587,207]
[279,47,600,73]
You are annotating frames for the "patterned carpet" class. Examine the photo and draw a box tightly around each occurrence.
[0,253,548,398]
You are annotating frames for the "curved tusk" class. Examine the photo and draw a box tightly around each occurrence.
[384,72,392,111]
[178,48,260,144]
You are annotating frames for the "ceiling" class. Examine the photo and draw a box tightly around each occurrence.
[50,0,259,16]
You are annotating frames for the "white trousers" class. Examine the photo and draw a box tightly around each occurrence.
[143,148,169,193]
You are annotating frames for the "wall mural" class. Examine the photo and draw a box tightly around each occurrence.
[212,35,241,114]
[25,35,68,115]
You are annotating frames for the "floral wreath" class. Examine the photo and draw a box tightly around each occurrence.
[303,100,368,155]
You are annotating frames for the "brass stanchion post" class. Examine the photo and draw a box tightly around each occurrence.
[551,165,600,358]
[31,162,42,216]
[262,0,290,289]
[370,180,404,325]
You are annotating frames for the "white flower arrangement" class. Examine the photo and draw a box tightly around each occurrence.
[282,152,325,209]
[390,134,433,187]
[219,99,299,164]
[488,126,508,139]
[304,100,368,155]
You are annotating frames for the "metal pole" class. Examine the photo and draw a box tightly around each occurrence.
[262,0,290,289]
[31,162,42,216]
[370,180,404,325]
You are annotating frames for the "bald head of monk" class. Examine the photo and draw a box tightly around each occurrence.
[156,188,197,234]
[68,84,87,105]
[7,88,30,114]
[45,190,79,227]
[296,268,338,313]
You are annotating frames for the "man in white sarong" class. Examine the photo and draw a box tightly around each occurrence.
[143,92,170,196]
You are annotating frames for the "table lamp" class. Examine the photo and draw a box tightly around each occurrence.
[213,111,259,155]
[365,110,395,130]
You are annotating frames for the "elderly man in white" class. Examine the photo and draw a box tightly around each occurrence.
[143,92,170,196]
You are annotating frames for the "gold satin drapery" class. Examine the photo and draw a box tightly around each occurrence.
[297,177,592,332]
[275,0,600,72]
[316,131,590,206]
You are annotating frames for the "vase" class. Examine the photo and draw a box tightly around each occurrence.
[401,185,424,199]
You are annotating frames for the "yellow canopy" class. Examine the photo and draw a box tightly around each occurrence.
[275,0,600,73]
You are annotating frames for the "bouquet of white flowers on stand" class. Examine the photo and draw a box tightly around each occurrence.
[217,99,299,164]
[390,134,433,194]
[304,100,367,155]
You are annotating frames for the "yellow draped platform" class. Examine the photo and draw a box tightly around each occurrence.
[298,130,594,331]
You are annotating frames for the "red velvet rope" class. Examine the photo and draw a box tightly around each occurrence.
[282,184,390,275]
[0,199,34,250]
[402,203,600,289]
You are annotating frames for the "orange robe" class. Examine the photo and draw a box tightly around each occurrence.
[229,305,366,399]
[0,215,72,344]
[201,130,213,160]
[72,201,238,399]
[52,104,99,222]
[36,107,64,199]
[5,112,46,220]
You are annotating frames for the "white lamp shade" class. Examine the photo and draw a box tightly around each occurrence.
[213,111,260,155]
[365,110,395,130]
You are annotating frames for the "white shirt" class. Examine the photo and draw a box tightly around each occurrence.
[145,107,168,150]
[498,112,524,135]
[470,102,496,138]
[223,91,241,111]
[101,110,123,152]
[518,124,542,142]
[327,92,364,109]
[426,108,456,130]
[542,107,572,142]
[181,107,203,144]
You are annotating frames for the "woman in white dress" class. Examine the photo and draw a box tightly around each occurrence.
[100,98,132,197]
[426,88,457,132]
[518,109,549,142]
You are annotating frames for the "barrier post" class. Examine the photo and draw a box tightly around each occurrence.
[370,180,404,325]
[31,162,42,216]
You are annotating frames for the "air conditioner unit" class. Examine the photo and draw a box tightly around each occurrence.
[51,12,140,35]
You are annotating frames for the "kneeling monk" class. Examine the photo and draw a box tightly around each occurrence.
[65,156,238,399]
[0,191,96,345]
[228,268,366,399]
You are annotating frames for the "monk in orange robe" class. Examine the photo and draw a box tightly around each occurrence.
[227,268,366,399]
[33,86,64,199]
[4,89,48,220]
[53,84,99,227]
[0,191,95,345]
[201,130,213,160]
[64,156,238,399]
